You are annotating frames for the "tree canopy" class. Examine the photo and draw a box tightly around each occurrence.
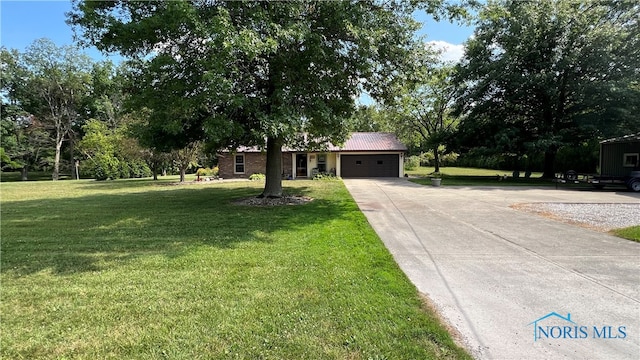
[454,0,640,177]
[389,64,458,173]
[68,0,468,196]
[4,39,94,180]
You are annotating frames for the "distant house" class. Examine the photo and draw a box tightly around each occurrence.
[217,132,407,179]
[600,133,640,177]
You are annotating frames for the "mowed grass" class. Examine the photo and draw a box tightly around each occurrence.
[611,226,640,242]
[407,166,560,187]
[0,178,471,359]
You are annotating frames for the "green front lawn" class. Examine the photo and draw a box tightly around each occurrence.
[0,178,470,359]
[407,166,560,187]
[611,226,640,242]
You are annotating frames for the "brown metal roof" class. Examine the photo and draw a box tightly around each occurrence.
[601,133,640,144]
[330,132,407,151]
[227,132,407,153]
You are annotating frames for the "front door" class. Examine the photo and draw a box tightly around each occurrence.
[296,154,308,177]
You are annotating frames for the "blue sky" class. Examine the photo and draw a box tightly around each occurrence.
[1,1,474,62]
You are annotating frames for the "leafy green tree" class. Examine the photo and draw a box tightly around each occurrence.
[346,105,407,135]
[140,148,171,181]
[389,65,458,173]
[78,119,119,180]
[77,60,153,180]
[0,115,52,179]
[78,119,151,180]
[454,0,640,178]
[87,61,131,129]
[1,48,29,176]
[1,47,54,179]
[19,39,93,180]
[171,142,201,183]
[69,1,468,196]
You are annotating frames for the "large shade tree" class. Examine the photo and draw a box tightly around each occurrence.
[454,0,640,178]
[69,0,468,196]
[389,64,458,173]
[19,39,93,180]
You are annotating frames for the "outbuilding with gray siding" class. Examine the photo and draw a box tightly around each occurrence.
[600,133,640,177]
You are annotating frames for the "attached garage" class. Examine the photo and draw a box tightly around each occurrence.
[340,154,400,178]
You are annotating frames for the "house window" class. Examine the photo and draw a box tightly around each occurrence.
[377,160,384,165]
[623,153,639,168]
[356,160,362,165]
[234,154,245,174]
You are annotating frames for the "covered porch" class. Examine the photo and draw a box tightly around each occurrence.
[289,152,337,179]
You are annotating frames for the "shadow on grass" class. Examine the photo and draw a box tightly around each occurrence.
[1,183,358,276]
[0,171,68,182]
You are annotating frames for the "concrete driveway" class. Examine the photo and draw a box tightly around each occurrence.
[343,178,640,360]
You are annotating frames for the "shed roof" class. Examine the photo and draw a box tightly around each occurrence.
[601,133,640,144]
[229,132,407,153]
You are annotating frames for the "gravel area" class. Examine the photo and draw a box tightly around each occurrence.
[516,203,640,231]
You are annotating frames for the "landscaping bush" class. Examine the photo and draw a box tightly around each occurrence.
[417,150,458,167]
[456,152,511,170]
[312,172,341,181]
[249,173,265,181]
[196,167,219,177]
[82,156,151,180]
[440,152,459,166]
[129,160,152,178]
[419,152,434,166]
[118,159,152,179]
[404,155,420,170]
[81,154,119,180]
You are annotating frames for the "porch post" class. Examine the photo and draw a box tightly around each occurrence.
[291,153,295,179]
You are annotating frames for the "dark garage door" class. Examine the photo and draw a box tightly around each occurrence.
[341,154,399,178]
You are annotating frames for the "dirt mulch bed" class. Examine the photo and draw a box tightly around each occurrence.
[233,195,313,207]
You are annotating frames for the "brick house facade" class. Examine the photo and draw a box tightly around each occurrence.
[218,152,293,179]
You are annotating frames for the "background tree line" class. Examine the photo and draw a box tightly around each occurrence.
[1,39,212,181]
[351,0,639,177]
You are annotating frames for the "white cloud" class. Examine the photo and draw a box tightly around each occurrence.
[426,40,465,63]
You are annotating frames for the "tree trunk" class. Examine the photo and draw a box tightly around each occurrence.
[152,163,158,180]
[69,134,78,180]
[53,139,63,181]
[21,166,28,181]
[542,149,557,179]
[260,136,283,198]
[179,167,186,182]
[433,145,440,173]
